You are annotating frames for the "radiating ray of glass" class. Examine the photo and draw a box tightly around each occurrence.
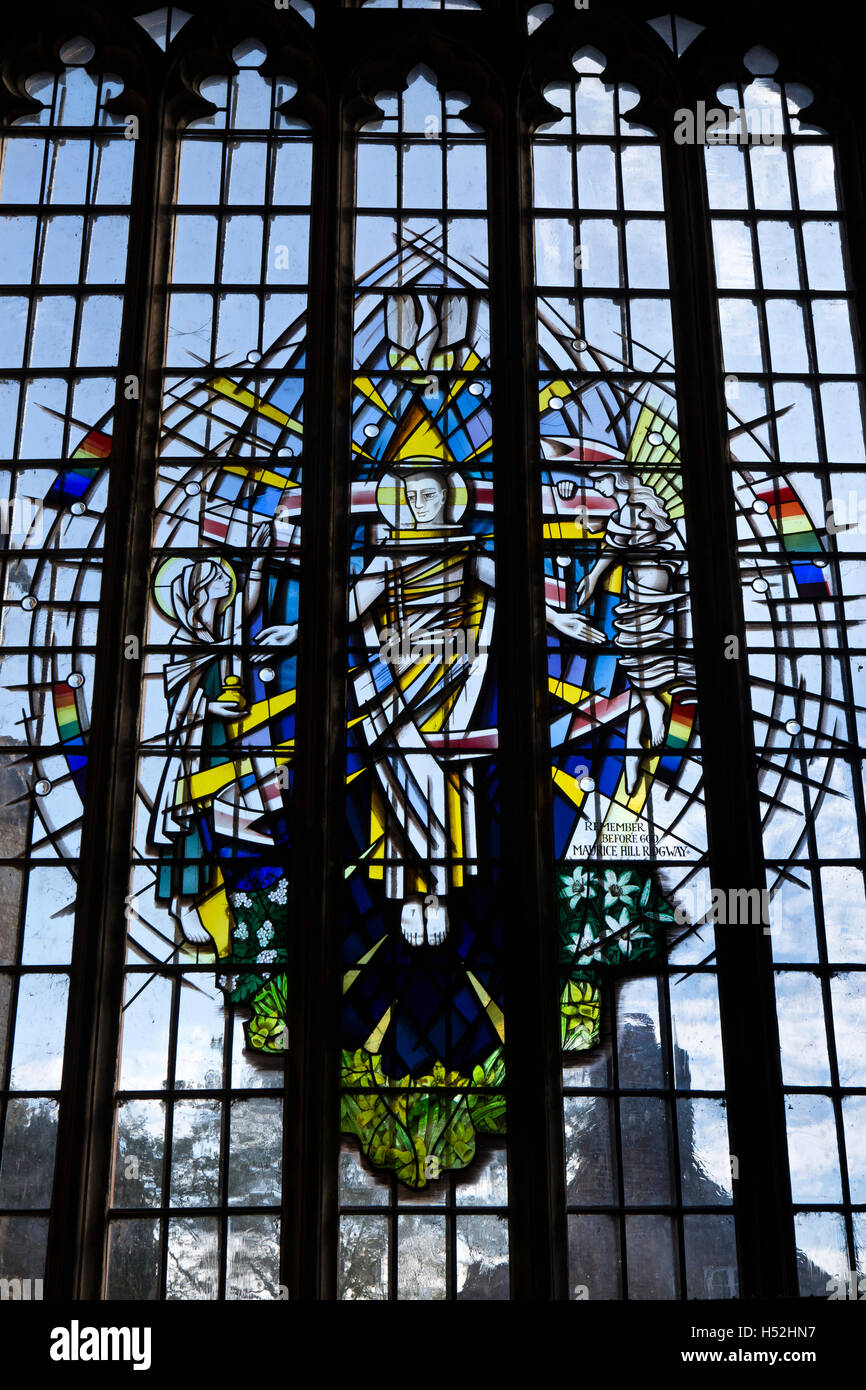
[339,65,508,1301]
[703,47,866,1291]
[0,41,137,1285]
[530,46,733,1302]
[105,40,313,1300]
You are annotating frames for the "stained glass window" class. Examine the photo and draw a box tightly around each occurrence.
[704,44,866,1296]
[532,45,734,1301]
[106,36,311,1300]
[340,64,509,1300]
[0,38,137,1284]
[0,0,864,1311]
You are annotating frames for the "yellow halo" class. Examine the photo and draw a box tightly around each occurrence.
[151,555,238,620]
[375,462,469,529]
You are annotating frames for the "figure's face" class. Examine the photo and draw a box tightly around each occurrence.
[208,567,233,598]
[405,473,447,526]
[593,474,615,498]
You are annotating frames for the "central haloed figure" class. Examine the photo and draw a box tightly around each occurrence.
[347,453,604,947]
[348,460,495,946]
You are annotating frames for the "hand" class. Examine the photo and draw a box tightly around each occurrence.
[556,479,577,500]
[207,700,244,718]
[250,624,298,662]
[251,520,272,548]
[575,574,595,608]
[547,609,605,645]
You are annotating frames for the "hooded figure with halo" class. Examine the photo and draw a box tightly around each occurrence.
[149,527,270,944]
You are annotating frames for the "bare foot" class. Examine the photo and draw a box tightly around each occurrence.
[625,755,640,797]
[425,897,449,946]
[171,898,212,946]
[625,700,646,796]
[644,693,668,748]
[401,898,425,946]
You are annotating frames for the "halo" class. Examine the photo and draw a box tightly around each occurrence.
[375,461,469,530]
[151,555,237,620]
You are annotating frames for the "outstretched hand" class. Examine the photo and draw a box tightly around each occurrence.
[250,624,299,662]
[547,609,606,645]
